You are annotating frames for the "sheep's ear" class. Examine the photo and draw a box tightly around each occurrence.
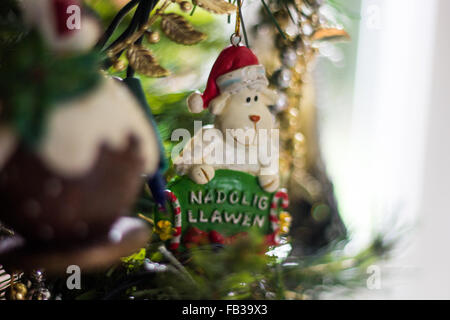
[209,92,231,115]
[260,88,279,105]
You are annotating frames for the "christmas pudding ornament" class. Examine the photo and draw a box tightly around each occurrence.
[0,1,163,272]
[157,2,291,251]
[0,76,160,241]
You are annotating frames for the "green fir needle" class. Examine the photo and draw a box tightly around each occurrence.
[261,0,286,40]
[190,4,197,16]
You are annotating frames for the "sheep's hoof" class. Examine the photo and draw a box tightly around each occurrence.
[258,174,280,193]
[189,165,215,185]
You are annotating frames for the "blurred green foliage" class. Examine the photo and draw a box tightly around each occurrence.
[51,232,392,300]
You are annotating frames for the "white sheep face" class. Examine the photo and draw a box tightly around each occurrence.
[214,87,274,146]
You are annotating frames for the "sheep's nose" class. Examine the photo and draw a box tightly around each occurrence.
[249,115,261,123]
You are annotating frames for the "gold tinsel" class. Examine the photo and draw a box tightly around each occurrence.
[255,0,349,205]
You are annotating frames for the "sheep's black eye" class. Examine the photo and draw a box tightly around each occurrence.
[254,96,258,102]
[246,97,251,103]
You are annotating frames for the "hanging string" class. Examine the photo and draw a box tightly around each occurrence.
[235,0,241,36]
[230,0,241,46]
[230,0,249,47]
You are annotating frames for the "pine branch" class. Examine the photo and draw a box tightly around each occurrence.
[261,0,286,39]
[126,0,156,78]
[95,0,140,50]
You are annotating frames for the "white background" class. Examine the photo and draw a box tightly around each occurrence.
[318,0,450,299]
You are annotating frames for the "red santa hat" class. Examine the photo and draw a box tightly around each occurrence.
[187,45,269,113]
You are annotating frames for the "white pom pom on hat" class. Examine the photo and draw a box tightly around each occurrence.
[187,92,205,114]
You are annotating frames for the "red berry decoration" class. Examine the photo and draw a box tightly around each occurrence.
[208,230,225,245]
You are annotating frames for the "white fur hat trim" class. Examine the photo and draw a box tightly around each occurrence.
[216,65,268,94]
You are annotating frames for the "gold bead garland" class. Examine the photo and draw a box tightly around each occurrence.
[256,0,349,205]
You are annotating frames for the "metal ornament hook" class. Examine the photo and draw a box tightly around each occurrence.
[230,33,242,46]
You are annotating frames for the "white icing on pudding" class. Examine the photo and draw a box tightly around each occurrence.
[0,77,160,177]
[38,77,160,177]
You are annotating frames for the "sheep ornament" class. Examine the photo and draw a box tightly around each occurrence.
[174,45,281,193]
[157,45,291,251]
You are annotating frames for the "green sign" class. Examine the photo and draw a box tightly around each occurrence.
[155,169,287,251]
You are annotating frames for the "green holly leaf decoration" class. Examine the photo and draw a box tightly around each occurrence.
[121,248,147,271]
